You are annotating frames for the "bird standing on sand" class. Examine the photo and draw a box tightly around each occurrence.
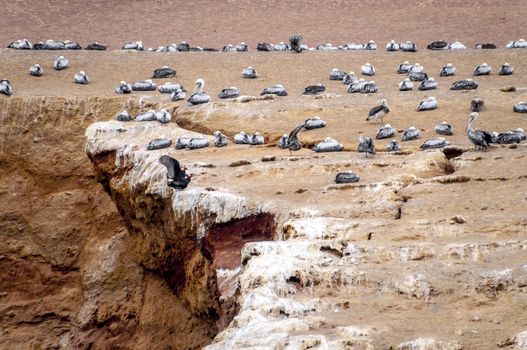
[466,112,493,150]
[159,155,191,190]
[358,136,376,157]
[284,124,305,155]
[367,99,390,124]
[188,78,211,105]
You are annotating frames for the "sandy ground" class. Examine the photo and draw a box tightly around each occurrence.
[1,0,527,49]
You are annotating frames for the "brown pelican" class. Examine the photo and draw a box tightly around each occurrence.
[399,78,413,91]
[499,63,514,75]
[74,71,89,84]
[218,87,240,99]
[53,56,69,70]
[158,82,185,94]
[234,131,251,144]
[409,71,428,81]
[261,84,287,96]
[440,63,456,77]
[257,43,274,51]
[474,63,491,76]
[427,40,448,50]
[235,42,249,52]
[494,129,525,144]
[135,110,157,122]
[278,134,289,148]
[335,172,360,183]
[85,42,107,50]
[155,109,171,123]
[449,42,466,49]
[361,81,378,93]
[471,97,485,112]
[188,78,210,105]
[0,79,13,96]
[343,71,357,85]
[242,66,257,79]
[507,39,527,49]
[435,122,453,135]
[361,63,375,76]
[417,97,437,111]
[171,88,186,101]
[289,34,303,53]
[358,136,376,157]
[313,137,344,152]
[451,79,478,90]
[8,39,32,49]
[408,63,424,74]
[304,116,326,130]
[347,79,366,93]
[187,137,210,149]
[466,112,493,150]
[376,124,396,139]
[29,64,43,77]
[367,99,390,124]
[402,126,420,141]
[131,80,157,91]
[116,110,132,121]
[514,101,527,113]
[397,61,413,74]
[147,138,172,150]
[284,124,305,155]
[386,40,399,51]
[159,155,191,190]
[213,131,228,147]
[249,132,264,145]
[420,138,450,149]
[303,84,326,95]
[419,78,437,90]
[400,41,417,52]
[122,41,143,50]
[115,81,132,94]
[329,68,346,80]
[64,40,81,50]
[386,140,400,152]
[476,43,496,49]
[152,66,176,79]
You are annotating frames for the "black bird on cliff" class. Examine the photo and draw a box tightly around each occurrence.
[159,155,191,190]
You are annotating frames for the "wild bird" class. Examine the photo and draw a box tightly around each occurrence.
[435,122,453,135]
[499,63,514,75]
[400,41,417,52]
[85,42,107,50]
[261,84,288,96]
[135,110,157,122]
[427,40,448,50]
[397,61,413,74]
[474,63,492,76]
[242,66,257,79]
[417,97,437,111]
[53,56,69,70]
[386,140,400,152]
[122,41,143,50]
[213,131,228,147]
[155,109,171,123]
[235,42,249,52]
[409,63,424,74]
[218,87,240,99]
[335,172,360,183]
[358,136,376,157]
[152,66,176,79]
[367,99,390,124]
[176,41,190,51]
[284,124,305,155]
[329,68,346,81]
[0,79,13,96]
[289,34,303,53]
[402,126,420,141]
[347,79,366,93]
[115,81,132,94]
[361,63,375,76]
[250,132,265,145]
[131,79,157,91]
[257,43,274,51]
[361,81,378,93]
[116,110,132,122]
[188,78,211,105]
[312,137,344,152]
[304,116,327,130]
[449,41,466,49]
[278,134,289,148]
[187,136,210,149]
[386,40,400,51]
[158,82,185,94]
[303,84,326,95]
[513,101,527,113]
[376,124,396,139]
[420,138,450,150]
[234,131,251,144]
[8,39,32,49]
[466,112,494,150]
[74,71,89,84]
[64,40,81,50]
[408,71,428,82]
[343,71,357,85]
[451,79,478,90]
[493,129,525,144]
[399,78,414,91]
[476,42,497,49]
[440,63,456,77]
[29,64,43,77]
[171,87,186,101]
[470,97,485,112]
[159,155,191,190]
[418,78,437,90]
[147,138,172,150]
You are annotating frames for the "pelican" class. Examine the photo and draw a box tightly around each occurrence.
[222,44,235,52]
[440,63,456,77]
[386,40,399,51]
[402,126,420,141]
[361,63,375,76]
[449,42,466,49]
[155,109,171,123]
[335,172,360,183]
[159,155,191,190]
[367,99,390,124]
[74,71,89,84]
[365,40,377,50]
[513,101,527,113]
[507,39,527,49]
[242,66,257,79]
[29,64,43,77]
[188,79,210,105]
[131,79,157,91]
[435,122,453,135]
[329,68,346,80]
[420,138,450,149]
[499,63,514,75]
[213,131,228,147]
[115,81,132,94]
[171,88,186,101]
[152,66,176,79]
[400,41,417,52]
[476,42,496,49]
[399,78,413,91]
[466,112,493,150]
[261,84,287,96]
[176,41,190,51]
[274,42,289,51]
[158,82,185,94]
[147,138,172,150]
[451,79,478,90]
[358,136,376,157]
[116,110,132,122]
[474,63,491,76]
[417,97,437,111]
[175,136,191,149]
[284,124,304,155]
[303,84,326,95]
[343,72,357,85]
[397,61,412,74]
[289,34,303,53]
[234,131,251,144]
[361,81,378,93]
[135,110,157,121]
[85,42,107,50]
[409,71,428,81]
[278,134,289,148]
[386,140,400,152]
[471,97,485,112]
[304,116,326,130]
[218,87,240,99]
[347,79,366,93]
[235,42,248,52]
[187,137,210,149]
[0,79,13,96]
[408,63,424,74]
[312,137,344,152]
[64,40,81,50]
[53,56,69,70]
[257,43,274,51]
[427,40,448,50]
[418,78,437,90]
[494,130,524,144]
[376,124,396,139]
[122,41,143,50]
[8,39,32,49]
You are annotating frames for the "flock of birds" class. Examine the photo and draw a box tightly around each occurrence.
[2,35,526,189]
